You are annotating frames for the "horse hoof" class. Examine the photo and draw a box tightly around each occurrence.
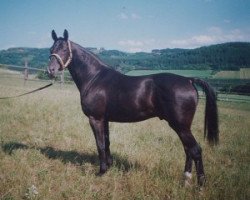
[96,171,105,176]
[198,175,206,187]
[97,166,107,176]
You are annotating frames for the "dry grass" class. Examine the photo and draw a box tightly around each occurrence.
[0,76,250,199]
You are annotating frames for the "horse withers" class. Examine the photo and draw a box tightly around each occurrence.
[48,30,219,186]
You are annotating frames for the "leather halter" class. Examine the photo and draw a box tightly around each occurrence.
[50,40,72,70]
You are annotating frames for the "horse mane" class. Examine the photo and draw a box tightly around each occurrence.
[72,41,109,68]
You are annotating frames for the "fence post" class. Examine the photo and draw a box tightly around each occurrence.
[24,60,29,86]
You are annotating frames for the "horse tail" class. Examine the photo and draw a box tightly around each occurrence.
[192,78,219,145]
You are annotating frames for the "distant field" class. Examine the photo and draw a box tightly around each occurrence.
[126,70,213,78]
[126,69,250,80]
[214,71,240,79]
[0,69,250,199]
[214,68,250,79]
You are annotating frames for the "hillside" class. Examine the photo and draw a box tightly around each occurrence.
[0,48,49,69]
[0,42,250,73]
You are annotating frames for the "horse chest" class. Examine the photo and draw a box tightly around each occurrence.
[80,92,107,118]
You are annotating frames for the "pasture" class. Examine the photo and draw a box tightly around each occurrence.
[0,72,250,199]
[126,70,213,79]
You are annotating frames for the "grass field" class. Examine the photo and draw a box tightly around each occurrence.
[126,70,213,79]
[0,72,250,199]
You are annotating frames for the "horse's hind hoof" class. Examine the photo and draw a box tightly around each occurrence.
[198,175,206,187]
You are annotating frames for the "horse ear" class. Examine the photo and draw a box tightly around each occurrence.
[52,30,58,41]
[63,29,69,41]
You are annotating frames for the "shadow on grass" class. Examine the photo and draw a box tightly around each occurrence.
[1,141,141,172]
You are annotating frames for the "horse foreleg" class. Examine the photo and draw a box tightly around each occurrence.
[104,121,113,167]
[89,117,108,175]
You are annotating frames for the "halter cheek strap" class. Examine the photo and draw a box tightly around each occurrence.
[50,40,73,70]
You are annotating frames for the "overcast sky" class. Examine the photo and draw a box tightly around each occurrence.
[0,0,250,52]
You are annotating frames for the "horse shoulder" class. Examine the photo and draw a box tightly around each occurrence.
[80,85,108,118]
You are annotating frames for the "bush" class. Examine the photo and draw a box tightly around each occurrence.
[36,70,50,80]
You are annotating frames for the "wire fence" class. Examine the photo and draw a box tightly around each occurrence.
[0,62,73,86]
[1,63,250,103]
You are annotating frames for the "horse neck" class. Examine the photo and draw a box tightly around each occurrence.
[68,42,106,91]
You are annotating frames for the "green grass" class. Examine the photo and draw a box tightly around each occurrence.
[126,70,213,78]
[0,71,250,199]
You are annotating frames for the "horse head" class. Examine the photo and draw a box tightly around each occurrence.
[48,29,72,78]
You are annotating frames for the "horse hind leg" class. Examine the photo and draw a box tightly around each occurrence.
[189,141,206,187]
[170,123,206,187]
[183,148,193,187]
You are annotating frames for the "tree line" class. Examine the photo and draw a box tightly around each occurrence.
[99,42,250,72]
[0,42,250,73]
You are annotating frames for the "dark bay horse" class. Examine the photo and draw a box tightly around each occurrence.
[48,30,219,186]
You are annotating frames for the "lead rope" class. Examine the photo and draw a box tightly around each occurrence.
[0,81,54,99]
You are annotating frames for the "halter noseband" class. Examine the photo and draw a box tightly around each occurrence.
[50,40,73,70]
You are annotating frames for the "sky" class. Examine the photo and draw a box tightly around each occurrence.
[0,0,250,52]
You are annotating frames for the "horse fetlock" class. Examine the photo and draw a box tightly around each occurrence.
[107,155,113,167]
[99,162,108,175]
[183,172,192,187]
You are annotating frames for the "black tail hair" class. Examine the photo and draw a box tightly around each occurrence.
[193,78,219,145]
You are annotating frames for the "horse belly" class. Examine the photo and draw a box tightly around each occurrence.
[108,109,155,122]
[107,99,156,123]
